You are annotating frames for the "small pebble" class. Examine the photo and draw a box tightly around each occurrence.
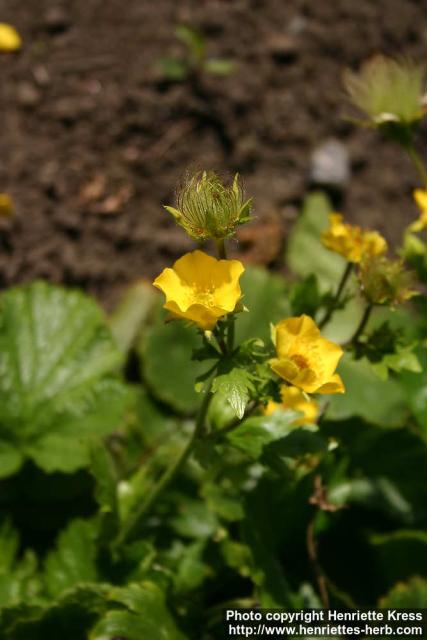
[310,139,350,189]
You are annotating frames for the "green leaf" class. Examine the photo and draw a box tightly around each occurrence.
[158,58,189,81]
[235,267,290,343]
[173,540,208,593]
[0,442,23,478]
[89,441,119,542]
[212,368,254,419]
[171,497,219,539]
[109,279,158,354]
[242,483,299,607]
[0,583,109,640]
[400,348,427,434]
[44,519,98,598]
[139,310,211,413]
[287,192,345,290]
[371,346,421,380]
[226,411,299,458]
[370,530,427,588]
[204,58,234,76]
[0,282,132,476]
[89,582,187,640]
[327,354,407,427]
[0,518,42,608]
[329,477,413,523]
[176,24,205,62]
[290,274,322,317]
[379,577,427,607]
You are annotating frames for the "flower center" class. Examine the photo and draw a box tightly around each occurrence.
[291,354,310,370]
[190,283,216,307]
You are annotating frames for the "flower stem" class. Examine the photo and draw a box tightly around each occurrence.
[350,303,374,345]
[215,238,227,259]
[227,316,235,352]
[404,142,427,189]
[115,379,213,547]
[319,262,353,329]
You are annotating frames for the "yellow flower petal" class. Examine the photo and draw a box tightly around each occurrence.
[280,386,319,424]
[0,23,22,52]
[263,385,319,425]
[411,189,427,232]
[315,373,345,394]
[414,188,427,213]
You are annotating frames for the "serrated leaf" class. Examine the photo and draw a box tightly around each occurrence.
[371,347,421,380]
[0,518,43,608]
[44,519,98,598]
[89,582,187,640]
[226,411,299,458]
[0,583,109,640]
[0,282,132,476]
[212,369,254,419]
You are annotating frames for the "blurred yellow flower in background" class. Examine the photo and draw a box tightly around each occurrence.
[409,188,427,232]
[0,194,14,218]
[265,385,319,425]
[269,315,345,394]
[321,213,387,263]
[0,23,22,52]
[153,250,244,330]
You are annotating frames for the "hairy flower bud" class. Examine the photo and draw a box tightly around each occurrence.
[344,56,425,128]
[164,171,252,241]
[358,256,416,306]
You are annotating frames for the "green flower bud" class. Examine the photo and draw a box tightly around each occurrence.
[344,56,425,129]
[358,255,416,306]
[164,171,252,241]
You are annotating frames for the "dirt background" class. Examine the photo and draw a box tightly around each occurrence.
[1,0,427,306]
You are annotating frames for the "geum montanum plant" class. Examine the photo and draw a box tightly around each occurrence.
[117,161,416,549]
[134,102,426,543]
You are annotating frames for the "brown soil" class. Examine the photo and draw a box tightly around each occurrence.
[1,0,427,306]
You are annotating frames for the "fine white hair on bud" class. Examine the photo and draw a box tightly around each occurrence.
[164,170,252,241]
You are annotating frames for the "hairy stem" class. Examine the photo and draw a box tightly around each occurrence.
[404,143,427,189]
[215,238,227,259]
[116,379,213,546]
[319,262,353,329]
[350,303,374,344]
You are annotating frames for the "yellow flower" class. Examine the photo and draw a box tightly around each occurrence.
[269,315,345,394]
[153,250,244,330]
[265,385,319,426]
[409,189,427,232]
[0,23,22,52]
[321,213,387,263]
